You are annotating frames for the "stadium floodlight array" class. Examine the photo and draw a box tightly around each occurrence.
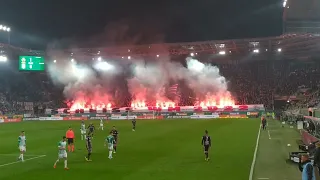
[0,25,10,32]
[253,49,259,53]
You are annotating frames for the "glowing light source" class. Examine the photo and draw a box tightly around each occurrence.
[190,53,195,57]
[253,49,259,53]
[0,25,10,32]
[156,55,159,57]
[71,58,75,62]
[277,48,282,52]
[53,60,57,63]
[128,56,131,60]
[218,51,226,55]
[0,55,7,62]
[283,0,287,7]
[94,61,114,71]
[97,57,102,61]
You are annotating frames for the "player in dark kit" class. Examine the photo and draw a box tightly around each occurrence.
[261,116,267,130]
[201,130,211,161]
[132,117,136,131]
[110,126,119,153]
[87,123,95,138]
[85,133,93,161]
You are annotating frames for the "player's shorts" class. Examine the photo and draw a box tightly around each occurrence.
[204,145,210,152]
[58,152,68,159]
[19,146,26,152]
[108,144,114,151]
[67,138,74,144]
[100,124,103,126]
[81,130,86,135]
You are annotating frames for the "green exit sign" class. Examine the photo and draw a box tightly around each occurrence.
[19,56,45,71]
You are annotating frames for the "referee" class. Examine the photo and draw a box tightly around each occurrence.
[66,127,75,152]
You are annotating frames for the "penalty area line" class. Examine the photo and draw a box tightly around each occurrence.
[249,125,261,180]
[267,130,271,140]
[0,155,46,168]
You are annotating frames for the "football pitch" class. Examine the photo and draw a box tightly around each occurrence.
[0,119,260,180]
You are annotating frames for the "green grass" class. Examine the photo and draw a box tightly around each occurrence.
[0,119,259,180]
[253,119,301,180]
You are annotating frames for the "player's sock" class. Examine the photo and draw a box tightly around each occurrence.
[108,151,112,158]
[114,147,117,152]
[87,153,91,160]
[68,145,71,152]
[102,127,104,130]
[64,160,67,168]
[20,154,24,161]
[84,135,87,139]
[71,145,74,152]
[205,152,208,159]
[54,159,59,166]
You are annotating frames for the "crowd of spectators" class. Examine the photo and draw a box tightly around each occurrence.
[0,57,320,114]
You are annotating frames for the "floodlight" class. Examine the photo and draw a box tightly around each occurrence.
[97,57,102,61]
[277,48,282,52]
[0,25,2,30]
[6,28,10,32]
[94,61,114,71]
[2,26,7,31]
[71,59,74,62]
[190,53,194,57]
[218,51,226,55]
[0,55,7,62]
[128,56,131,60]
[156,55,159,57]
[53,60,57,63]
[253,49,259,53]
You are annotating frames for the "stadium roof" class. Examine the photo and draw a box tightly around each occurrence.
[2,33,320,60]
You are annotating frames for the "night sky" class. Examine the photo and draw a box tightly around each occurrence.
[0,0,283,49]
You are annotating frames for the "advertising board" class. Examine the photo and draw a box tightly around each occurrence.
[63,117,88,121]
[89,117,108,120]
[39,117,63,121]
[111,116,137,120]
[23,118,40,121]
[190,114,219,119]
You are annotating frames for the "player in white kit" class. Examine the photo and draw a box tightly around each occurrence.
[18,131,26,162]
[53,136,69,170]
[80,121,86,140]
[98,119,104,130]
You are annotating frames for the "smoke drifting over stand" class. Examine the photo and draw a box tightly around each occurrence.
[47,55,234,109]
[46,19,234,109]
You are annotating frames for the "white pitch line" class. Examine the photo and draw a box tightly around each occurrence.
[249,125,261,180]
[258,178,269,180]
[0,155,46,168]
[0,154,46,156]
[268,130,271,140]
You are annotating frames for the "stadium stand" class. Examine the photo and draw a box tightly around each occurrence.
[1,33,320,115]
